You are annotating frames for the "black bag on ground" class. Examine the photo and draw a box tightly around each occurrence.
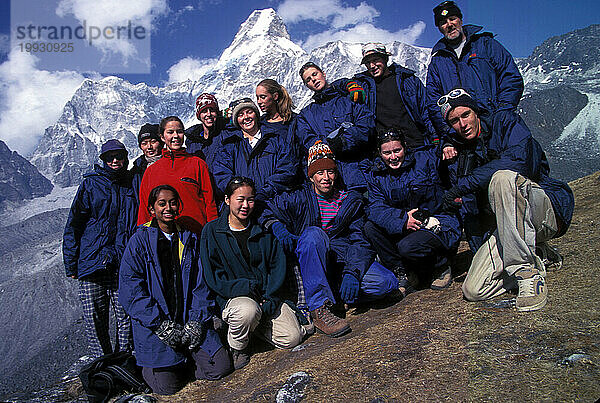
[79,351,151,403]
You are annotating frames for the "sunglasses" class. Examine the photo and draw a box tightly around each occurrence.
[437,88,471,107]
[229,176,255,187]
[102,151,126,162]
[299,61,322,77]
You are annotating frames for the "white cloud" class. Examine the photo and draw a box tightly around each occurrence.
[55,0,169,60]
[302,21,426,51]
[166,57,218,83]
[0,50,85,156]
[278,0,426,51]
[278,0,378,27]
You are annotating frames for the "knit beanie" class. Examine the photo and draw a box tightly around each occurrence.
[137,123,161,146]
[433,1,462,26]
[307,140,336,178]
[230,98,260,129]
[195,93,219,120]
[439,89,480,121]
[361,42,392,64]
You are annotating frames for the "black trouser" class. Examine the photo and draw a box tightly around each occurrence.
[363,220,448,276]
[142,347,232,395]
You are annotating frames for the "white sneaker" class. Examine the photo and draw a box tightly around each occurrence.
[515,266,547,312]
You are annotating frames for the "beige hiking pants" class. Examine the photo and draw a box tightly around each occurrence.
[462,170,558,301]
[222,296,306,350]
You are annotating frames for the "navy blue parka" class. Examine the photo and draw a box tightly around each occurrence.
[63,163,138,279]
[119,223,223,368]
[426,25,524,140]
[361,148,461,251]
[446,109,574,250]
[295,85,375,190]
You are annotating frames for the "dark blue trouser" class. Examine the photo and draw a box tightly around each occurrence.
[295,226,398,311]
[363,220,449,274]
[142,346,232,395]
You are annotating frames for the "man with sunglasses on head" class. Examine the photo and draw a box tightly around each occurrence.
[63,139,137,358]
[295,62,375,191]
[437,88,573,312]
[426,0,523,157]
[335,43,437,149]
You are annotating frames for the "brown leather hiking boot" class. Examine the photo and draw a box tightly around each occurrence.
[310,303,351,337]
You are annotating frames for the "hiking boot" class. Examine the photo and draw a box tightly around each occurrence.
[514,266,547,312]
[231,347,250,370]
[536,242,563,270]
[431,266,452,290]
[396,270,418,298]
[310,303,351,337]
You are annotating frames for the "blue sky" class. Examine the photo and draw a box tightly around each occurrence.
[0,0,598,155]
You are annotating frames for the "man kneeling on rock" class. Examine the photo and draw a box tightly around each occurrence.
[437,88,574,312]
[260,141,399,337]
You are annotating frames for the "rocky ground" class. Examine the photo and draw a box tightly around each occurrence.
[56,172,600,402]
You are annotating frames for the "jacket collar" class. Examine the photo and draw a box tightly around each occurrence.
[161,148,189,159]
[369,151,416,174]
[431,24,486,55]
[312,85,344,104]
[214,207,263,239]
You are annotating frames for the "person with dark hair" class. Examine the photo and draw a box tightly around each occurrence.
[334,43,437,149]
[260,141,398,338]
[132,123,163,204]
[213,98,299,202]
[201,177,306,370]
[437,88,574,312]
[63,139,137,358]
[119,185,232,395]
[426,0,524,157]
[361,129,461,295]
[296,61,375,191]
[137,116,217,234]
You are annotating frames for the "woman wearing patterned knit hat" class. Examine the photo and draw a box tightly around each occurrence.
[259,141,398,338]
[185,93,226,173]
[213,97,300,202]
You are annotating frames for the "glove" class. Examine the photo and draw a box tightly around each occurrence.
[182,320,205,352]
[223,107,233,125]
[155,320,185,349]
[271,221,298,253]
[339,274,360,304]
[346,81,366,104]
[441,187,462,213]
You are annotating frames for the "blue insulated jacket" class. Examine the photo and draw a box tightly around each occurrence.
[212,123,299,201]
[361,149,461,251]
[119,224,223,368]
[335,64,437,144]
[200,210,286,316]
[131,155,147,206]
[426,25,524,138]
[295,85,375,190]
[447,109,574,238]
[185,122,226,173]
[260,185,375,280]
[63,164,138,279]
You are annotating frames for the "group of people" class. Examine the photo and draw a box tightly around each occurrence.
[63,1,574,395]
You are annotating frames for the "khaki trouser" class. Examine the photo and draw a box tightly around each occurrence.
[222,296,306,350]
[462,170,558,301]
